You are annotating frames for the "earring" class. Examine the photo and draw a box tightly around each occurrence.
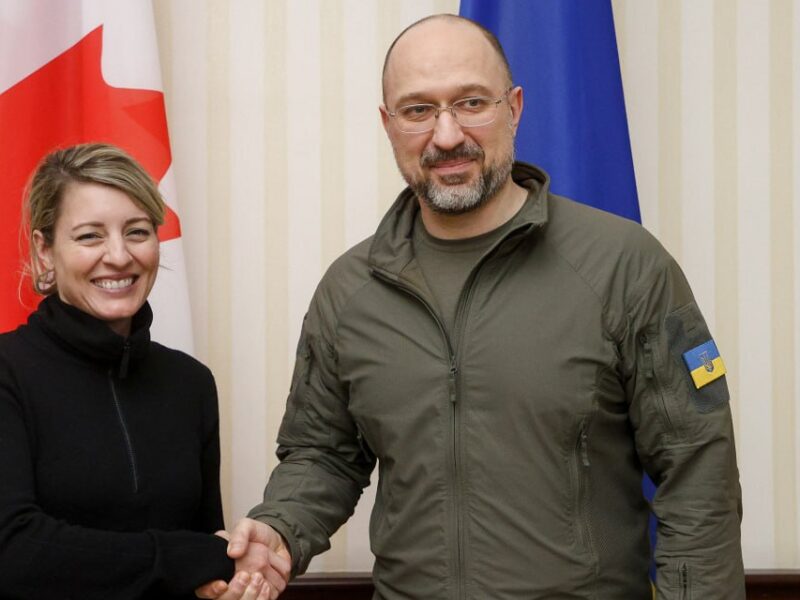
[35,269,55,294]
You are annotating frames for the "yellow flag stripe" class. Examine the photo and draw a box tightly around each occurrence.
[689,356,727,388]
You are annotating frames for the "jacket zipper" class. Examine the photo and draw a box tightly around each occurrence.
[639,333,677,436]
[448,261,487,600]
[372,269,463,598]
[373,233,520,600]
[119,339,131,378]
[679,562,690,599]
[108,370,139,493]
[449,354,463,600]
[579,424,590,468]
[572,419,595,560]
[304,343,315,384]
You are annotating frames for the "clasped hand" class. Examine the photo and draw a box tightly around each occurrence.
[196,519,292,600]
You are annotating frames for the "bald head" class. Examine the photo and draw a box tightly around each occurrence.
[381,14,513,104]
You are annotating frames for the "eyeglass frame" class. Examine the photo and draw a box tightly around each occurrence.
[386,87,515,134]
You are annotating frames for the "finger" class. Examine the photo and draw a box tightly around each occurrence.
[219,572,251,599]
[241,573,265,600]
[268,550,291,582]
[257,581,272,600]
[269,580,280,600]
[195,580,228,598]
[215,529,231,541]
[263,568,286,595]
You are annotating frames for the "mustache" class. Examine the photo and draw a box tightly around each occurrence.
[420,143,484,167]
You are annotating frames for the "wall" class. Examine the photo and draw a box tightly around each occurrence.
[152,0,800,571]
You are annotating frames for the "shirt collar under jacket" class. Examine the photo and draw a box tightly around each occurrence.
[367,161,550,282]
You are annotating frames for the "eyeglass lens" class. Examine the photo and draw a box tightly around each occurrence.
[395,97,500,133]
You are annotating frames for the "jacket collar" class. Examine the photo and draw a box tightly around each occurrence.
[368,161,550,281]
[29,294,152,378]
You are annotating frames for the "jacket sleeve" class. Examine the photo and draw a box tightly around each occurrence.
[248,293,375,576]
[0,359,234,600]
[619,250,745,599]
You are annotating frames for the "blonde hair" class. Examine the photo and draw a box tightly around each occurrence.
[23,143,166,295]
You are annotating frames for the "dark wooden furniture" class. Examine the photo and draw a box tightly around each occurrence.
[281,570,800,600]
[745,570,800,599]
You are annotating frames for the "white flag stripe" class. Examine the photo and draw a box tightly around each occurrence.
[154,166,194,354]
[0,1,161,92]
[0,1,95,91]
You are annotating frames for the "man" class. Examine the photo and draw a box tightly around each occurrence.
[201,13,744,600]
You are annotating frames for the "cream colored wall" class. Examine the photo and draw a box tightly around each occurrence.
[152,0,800,571]
[613,0,799,569]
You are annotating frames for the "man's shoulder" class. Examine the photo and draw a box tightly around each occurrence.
[547,193,668,264]
[308,235,376,331]
[544,194,676,311]
[320,235,374,289]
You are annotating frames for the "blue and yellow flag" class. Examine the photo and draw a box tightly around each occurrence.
[683,340,727,389]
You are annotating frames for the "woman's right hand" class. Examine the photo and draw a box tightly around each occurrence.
[197,571,272,600]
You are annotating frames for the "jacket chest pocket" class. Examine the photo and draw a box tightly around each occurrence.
[568,416,598,568]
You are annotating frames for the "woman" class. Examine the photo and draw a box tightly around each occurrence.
[0,144,282,599]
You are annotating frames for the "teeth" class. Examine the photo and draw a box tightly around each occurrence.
[94,278,134,290]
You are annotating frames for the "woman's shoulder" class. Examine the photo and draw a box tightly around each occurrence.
[0,326,25,350]
[0,323,44,370]
[144,342,216,384]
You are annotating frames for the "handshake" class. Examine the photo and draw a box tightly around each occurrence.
[196,519,292,600]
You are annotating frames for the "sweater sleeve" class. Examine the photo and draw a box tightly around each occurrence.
[0,359,234,600]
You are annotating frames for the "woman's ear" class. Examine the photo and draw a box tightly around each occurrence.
[32,230,54,271]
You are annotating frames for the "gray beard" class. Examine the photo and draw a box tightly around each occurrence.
[406,143,515,215]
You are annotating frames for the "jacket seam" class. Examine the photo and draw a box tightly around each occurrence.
[546,242,616,344]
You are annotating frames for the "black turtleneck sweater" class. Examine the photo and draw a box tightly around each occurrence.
[0,295,234,599]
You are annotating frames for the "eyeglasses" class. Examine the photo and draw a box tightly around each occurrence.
[387,88,512,134]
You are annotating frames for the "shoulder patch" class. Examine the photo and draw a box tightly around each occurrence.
[682,340,726,389]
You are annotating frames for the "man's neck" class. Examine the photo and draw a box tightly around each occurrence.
[417,178,528,240]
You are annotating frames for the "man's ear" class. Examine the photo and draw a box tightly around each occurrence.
[507,86,524,134]
[379,104,391,134]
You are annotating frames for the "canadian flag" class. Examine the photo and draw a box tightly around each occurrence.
[0,1,193,353]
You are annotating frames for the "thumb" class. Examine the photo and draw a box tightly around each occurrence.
[227,517,272,558]
[226,520,253,558]
[195,580,228,598]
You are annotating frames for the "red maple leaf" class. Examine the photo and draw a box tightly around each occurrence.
[0,26,181,332]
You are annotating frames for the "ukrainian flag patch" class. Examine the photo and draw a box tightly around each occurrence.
[682,339,726,389]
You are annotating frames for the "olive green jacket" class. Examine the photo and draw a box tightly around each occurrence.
[249,163,744,599]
